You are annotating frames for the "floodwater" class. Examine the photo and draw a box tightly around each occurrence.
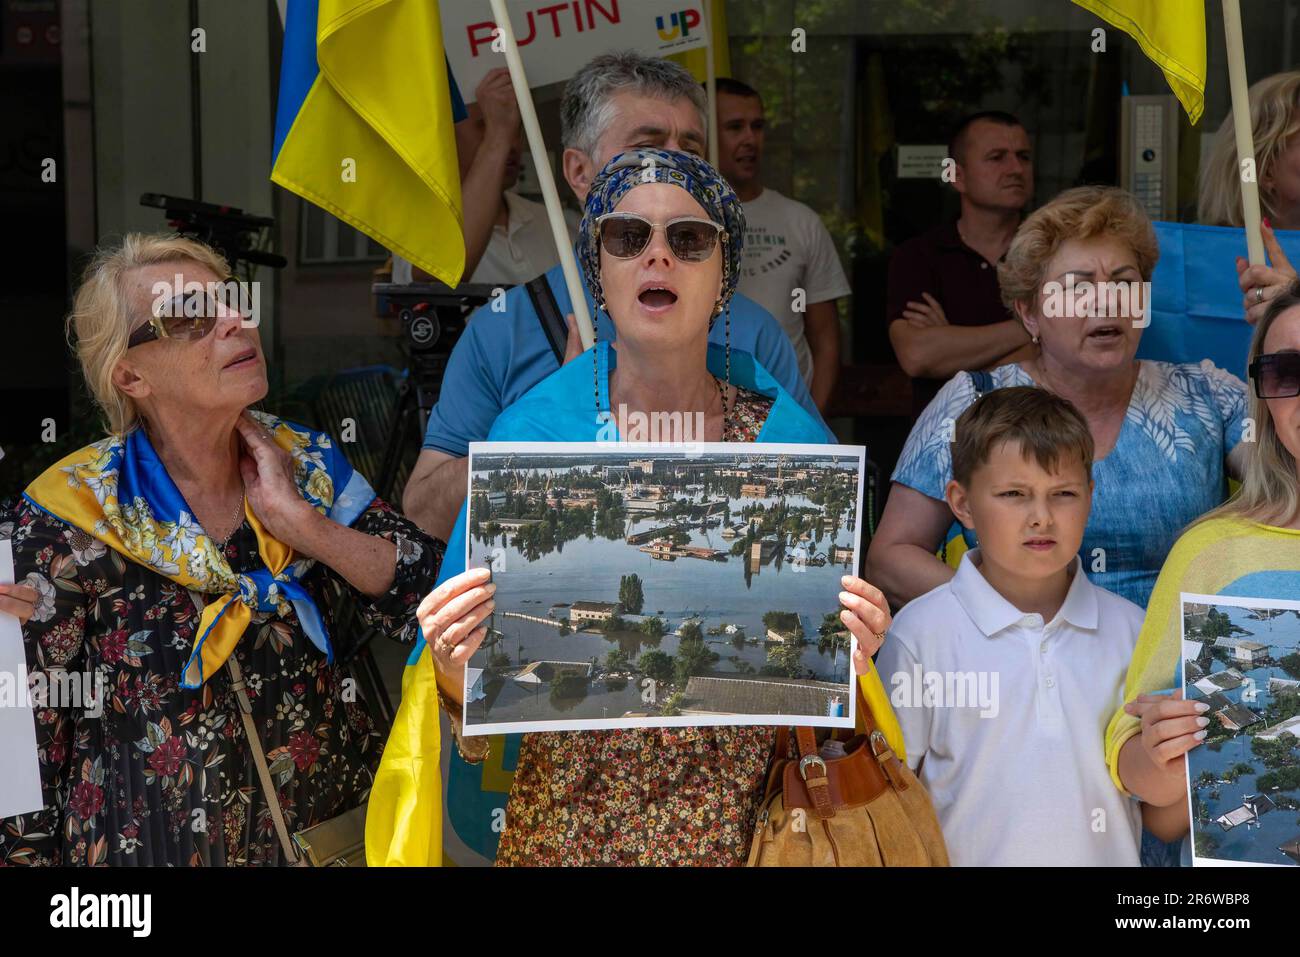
[1185,603,1300,866]
[464,490,858,726]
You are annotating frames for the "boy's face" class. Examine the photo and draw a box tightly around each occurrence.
[946,439,1092,582]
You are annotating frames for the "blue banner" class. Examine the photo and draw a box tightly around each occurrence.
[1141,222,1300,378]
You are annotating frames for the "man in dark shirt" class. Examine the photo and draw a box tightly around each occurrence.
[888,111,1035,413]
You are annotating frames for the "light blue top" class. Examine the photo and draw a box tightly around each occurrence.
[892,359,1248,607]
[421,260,833,457]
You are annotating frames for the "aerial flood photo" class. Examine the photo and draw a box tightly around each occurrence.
[1182,595,1300,867]
[462,442,866,733]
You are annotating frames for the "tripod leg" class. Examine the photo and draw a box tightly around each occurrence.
[378,378,416,503]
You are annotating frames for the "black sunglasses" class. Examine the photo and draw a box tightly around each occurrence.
[1249,351,1300,399]
[595,212,725,263]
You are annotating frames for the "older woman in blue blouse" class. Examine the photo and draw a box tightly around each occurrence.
[867,186,1249,609]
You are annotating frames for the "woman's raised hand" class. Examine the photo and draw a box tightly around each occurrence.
[1238,220,1297,325]
[236,411,318,549]
[838,574,892,675]
[419,566,496,702]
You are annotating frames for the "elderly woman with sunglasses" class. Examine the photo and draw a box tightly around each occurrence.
[1104,285,1300,860]
[368,149,900,867]
[0,234,441,866]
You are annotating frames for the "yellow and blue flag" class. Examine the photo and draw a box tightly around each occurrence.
[1071,0,1207,123]
[272,0,467,285]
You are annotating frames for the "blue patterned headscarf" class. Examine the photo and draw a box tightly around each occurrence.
[578,148,745,324]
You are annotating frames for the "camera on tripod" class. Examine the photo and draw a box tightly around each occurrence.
[372,281,496,406]
[369,280,500,498]
[140,193,287,271]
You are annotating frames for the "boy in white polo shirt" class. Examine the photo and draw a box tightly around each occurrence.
[876,387,1145,866]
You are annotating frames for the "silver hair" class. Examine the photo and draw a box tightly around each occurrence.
[560,50,708,156]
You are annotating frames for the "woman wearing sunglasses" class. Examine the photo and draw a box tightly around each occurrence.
[0,233,441,865]
[1105,285,1300,860]
[368,148,902,866]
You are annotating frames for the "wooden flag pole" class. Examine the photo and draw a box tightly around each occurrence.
[703,0,718,167]
[488,0,595,348]
[1222,0,1266,265]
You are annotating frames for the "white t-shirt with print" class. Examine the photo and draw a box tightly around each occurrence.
[736,187,851,386]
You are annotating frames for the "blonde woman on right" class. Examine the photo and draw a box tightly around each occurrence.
[1105,285,1300,863]
[1199,71,1300,324]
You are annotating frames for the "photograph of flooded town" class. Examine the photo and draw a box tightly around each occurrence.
[461,442,867,733]
[1181,594,1300,866]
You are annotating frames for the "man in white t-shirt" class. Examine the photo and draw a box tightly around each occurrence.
[393,67,578,287]
[714,77,851,412]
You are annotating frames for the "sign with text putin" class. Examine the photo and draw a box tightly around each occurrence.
[440,0,709,101]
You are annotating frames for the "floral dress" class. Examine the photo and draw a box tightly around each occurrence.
[495,387,787,866]
[0,496,441,866]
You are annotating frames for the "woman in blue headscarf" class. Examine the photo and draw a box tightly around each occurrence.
[370,149,896,866]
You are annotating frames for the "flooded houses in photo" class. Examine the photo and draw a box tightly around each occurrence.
[1183,598,1300,866]
[461,445,866,731]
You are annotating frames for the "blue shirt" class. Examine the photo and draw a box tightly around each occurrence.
[422,261,832,456]
[892,360,1248,607]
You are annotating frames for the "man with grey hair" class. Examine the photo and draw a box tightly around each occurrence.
[403,50,830,542]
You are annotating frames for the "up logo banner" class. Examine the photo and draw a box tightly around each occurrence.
[656,8,700,42]
[440,0,709,97]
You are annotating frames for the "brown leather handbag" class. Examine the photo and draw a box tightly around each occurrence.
[746,683,949,867]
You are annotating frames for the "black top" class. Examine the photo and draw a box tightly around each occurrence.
[886,220,1013,413]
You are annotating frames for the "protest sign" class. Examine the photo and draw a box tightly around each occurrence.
[463,442,866,734]
[441,0,709,100]
[0,540,42,820]
[1181,593,1300,867]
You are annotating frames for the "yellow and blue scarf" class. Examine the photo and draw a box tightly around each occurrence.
[23,410,374,688]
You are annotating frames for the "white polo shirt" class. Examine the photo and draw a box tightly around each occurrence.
[393,191,579,287]
[876,551,1144,866]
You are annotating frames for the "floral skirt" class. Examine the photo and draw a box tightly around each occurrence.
[495,726,778,866]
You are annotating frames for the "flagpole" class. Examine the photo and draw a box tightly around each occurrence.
[703,0,718,167]
[488,0,595,348]
[1222,0,1266,265]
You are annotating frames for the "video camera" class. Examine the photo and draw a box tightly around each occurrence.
[372,280,497,413]
[368,281,499,497]
[140,193,287,271]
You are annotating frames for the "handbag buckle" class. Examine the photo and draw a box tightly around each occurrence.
[798,754,827,781]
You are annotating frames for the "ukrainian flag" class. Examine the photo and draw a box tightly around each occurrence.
[1072,0,1207,123]
[272,0,467,284]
